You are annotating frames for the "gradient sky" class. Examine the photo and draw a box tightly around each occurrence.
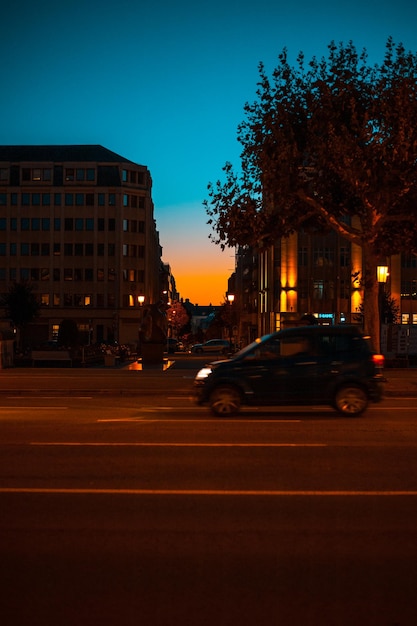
[1,0,416,305]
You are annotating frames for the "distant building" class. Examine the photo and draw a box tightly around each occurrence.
[0,145,163,347]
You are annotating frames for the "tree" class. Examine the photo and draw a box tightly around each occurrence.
[3,281,40,346]
[166,301,190,337]
[205,39,417,350]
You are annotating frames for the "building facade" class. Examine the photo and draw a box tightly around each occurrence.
[233,228,417,344]
[0,145,163,348]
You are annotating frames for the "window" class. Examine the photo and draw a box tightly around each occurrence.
[314,248,334,267]
[340,246,350,267]
[54,193,61,205]
[86,218,94,231]
[74,269,82,281]
[65,168,74,181]
[32,193,40,206]
[76,193,84,206]
[85,243,93,256]
[21,243,30,256]
[108,243,115,256]
[10,218,17,231]
[64,243,73,256]
[31,218,40,231]
[10,243,17,256]
[0,217,6,230]
[54,218,61,231]
[64,218,73,231]
[22,193,30,205]
[298,247,308,267]
[41,268,49,280]
[65,193,74,206]
[41,243,50,255]
[108,218,115,231]
[42,218,50,231]
[74,243,83,256]
[53,243,61,256]
[97,269,104,281]
[75,218,83,231]
[42,193,51,206]
[97,243,104,256]
[85,268,93,281]
[108,268,116,281]
[0,168,8,181]
[0,193,6,206]
[64,268,73,281]
[98,218,105,231]
[98,193,105,206]
[21,218,30,231]
[31,243,40,256]
[0,243,6,256]
[41,294,50,306]
[109,194,115,206]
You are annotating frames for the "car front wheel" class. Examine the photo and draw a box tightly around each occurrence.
[209,385,241,417]
[334,385,368,416]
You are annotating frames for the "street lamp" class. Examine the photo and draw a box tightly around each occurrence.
[377,266,389,284]
[227,293,235,351]
[137,295,145,358]
[377,265,389,352]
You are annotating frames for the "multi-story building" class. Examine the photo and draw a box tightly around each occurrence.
[233,228,417,342]
[0,145,163,348]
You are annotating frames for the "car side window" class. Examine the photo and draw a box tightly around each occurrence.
[280,336,315,358]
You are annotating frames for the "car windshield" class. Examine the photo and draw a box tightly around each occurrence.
[233,334,275,359]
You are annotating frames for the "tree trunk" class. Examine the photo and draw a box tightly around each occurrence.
[361,246,381,353]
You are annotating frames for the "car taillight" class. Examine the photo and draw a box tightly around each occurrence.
[372,354,385,367]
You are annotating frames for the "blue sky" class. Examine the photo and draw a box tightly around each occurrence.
[1,0,416,304]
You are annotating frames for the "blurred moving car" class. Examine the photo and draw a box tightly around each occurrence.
[194,325,385,417]
[190,339,231,355]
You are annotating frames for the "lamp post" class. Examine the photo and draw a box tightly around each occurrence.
[137,295,145,357]
[227,293,235,351]
[377,265,389,353]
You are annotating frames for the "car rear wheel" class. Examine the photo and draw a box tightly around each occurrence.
[334,385,368,416]
[209,385,241,417]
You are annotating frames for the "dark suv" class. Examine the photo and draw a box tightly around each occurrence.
[194,325,385,417]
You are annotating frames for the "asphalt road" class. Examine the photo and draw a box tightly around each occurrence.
[1,387,417,626]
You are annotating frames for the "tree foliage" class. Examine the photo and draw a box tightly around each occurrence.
[166,301,190,337]
[205,39,417,347]
[3,281,40,329]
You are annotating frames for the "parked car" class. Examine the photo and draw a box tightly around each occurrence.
[194,325,385,417]
[166,338,185,354]
[190,339,231,355]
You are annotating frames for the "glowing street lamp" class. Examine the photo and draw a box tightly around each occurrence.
[377,266,389,284]
[138,295,145,306]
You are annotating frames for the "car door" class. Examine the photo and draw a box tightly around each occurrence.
[238,333,320,406]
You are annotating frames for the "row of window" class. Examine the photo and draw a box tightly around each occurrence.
[0,268,144,283]
[0,242,145,257]
[298,247,351,267]
[1,167,147,186]
[36,293,145,308]
[0,192,146,207]
[0,217,145,232]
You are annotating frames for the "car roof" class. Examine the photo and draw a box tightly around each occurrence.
[266,324,364,341]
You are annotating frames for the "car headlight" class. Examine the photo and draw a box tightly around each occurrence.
[195,367,212,380]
